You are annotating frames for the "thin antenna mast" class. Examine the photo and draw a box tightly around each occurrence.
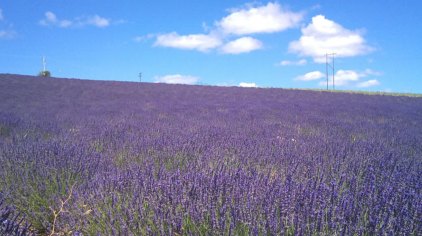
[139,72,142,82]
[42,56,46,72]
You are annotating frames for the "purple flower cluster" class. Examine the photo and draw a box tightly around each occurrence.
[0,74,421,235]
[1,194,33,236]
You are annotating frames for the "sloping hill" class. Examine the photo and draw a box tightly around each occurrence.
[1,73,420,122]
[1,74,421,235]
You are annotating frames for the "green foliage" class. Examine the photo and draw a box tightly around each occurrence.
[11,170,80,234]
[38,70,51,77]
[0,124,11,137]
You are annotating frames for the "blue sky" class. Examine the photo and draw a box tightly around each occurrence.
[1,1,421,93]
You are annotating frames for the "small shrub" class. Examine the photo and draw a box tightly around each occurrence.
[38,71,51,77]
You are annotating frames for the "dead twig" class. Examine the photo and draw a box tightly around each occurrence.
[49,183,75,236]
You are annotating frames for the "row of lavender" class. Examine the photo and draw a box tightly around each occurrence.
[0,74,421,235]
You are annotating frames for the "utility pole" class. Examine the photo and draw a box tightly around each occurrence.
[326,54,328,90]
[139,72,142,83]
[332,54,335,90]
[325,53,336,90]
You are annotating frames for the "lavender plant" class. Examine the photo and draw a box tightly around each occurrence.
[1,194,34,236]
[0,74,421,235]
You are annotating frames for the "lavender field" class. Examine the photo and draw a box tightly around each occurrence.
[0,74,421,235]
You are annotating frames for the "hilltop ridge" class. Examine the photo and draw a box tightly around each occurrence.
[1,73,421,98]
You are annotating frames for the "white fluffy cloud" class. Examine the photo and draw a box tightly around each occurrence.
[239,82,257,88]
[295,71,325,81]
[315,69,381,87]
[152,2,302,54]
[333,70,361,85]
[154,74,199,85]
[289,15,373,63]
[85,15,110,28]
[221,37,262,54]
[39,11,72,28]
[154,33,222,52]
[217,2,303,35]
[317,70,362,87]
[296,68,382,89]
[280,59,307,66]
[39,11,110,28]
[357,79,380,88]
